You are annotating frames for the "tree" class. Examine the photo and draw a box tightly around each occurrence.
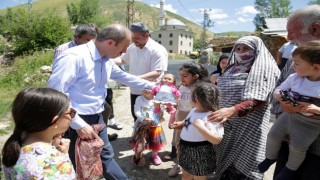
[308,0,320,5]
[253,0,291,31]
[67,0,99,25]
[1,8,71,56]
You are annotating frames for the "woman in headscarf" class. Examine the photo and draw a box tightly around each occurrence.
[208,36,280,180]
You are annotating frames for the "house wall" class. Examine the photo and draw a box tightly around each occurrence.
[151,29,193,55]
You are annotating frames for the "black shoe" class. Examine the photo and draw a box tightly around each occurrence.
[164,146,177,160]
[108,133,118,141]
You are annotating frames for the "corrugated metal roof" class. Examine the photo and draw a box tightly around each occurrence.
[263,18,287,32]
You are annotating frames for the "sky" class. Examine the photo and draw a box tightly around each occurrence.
[140,0,309,33]
[0,0,310,33]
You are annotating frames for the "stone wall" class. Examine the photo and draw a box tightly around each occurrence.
[259,35,287,60]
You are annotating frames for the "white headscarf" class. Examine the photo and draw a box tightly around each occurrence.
[226,36,280,102]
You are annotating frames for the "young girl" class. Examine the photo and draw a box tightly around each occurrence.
[130,91,166,166]
[2,87,76,179]
[258,40,320,179]
[167,62,210,177]
[152,73,181,114]
[210,54,229,84]
[173,82,224,179]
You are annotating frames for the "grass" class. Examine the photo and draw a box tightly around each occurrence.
[0,50,53,135]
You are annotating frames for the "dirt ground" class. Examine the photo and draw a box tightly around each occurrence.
[108,87,275,180]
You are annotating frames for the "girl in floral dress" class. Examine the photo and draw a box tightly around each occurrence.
[2,87,76,179]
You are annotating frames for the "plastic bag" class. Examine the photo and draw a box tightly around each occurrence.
[75,124,105,180]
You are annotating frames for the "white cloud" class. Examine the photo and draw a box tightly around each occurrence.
[190,8,228,20]
[237,17,251,22]
[150,3,178,14]
[215,20,238,25]
[236,6,259,16]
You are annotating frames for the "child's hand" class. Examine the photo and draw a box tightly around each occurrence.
[55,138,71,154]
[52,133,62,147]
[52,134,70,154]
[143,118,152,124]
[169,120,184,129]
[299,102,320,115]
[279,100,304,113]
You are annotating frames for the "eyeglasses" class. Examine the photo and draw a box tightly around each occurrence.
[64,108,77,118]
[51,108,77,125]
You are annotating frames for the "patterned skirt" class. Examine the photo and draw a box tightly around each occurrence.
[179,139,216,176]
[130,125,166,152]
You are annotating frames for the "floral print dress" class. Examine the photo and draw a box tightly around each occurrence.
[4,143,75,180]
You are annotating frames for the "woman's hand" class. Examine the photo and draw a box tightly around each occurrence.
[169,120,185,129]
[208,107,237,124]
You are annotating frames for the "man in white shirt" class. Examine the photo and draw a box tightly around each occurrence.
[276,41,297,70]
[115,22,168,121]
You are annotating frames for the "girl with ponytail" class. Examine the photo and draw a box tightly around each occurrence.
[2,87,76,179]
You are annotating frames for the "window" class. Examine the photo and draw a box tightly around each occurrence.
[185,35,187,38]
[189,42,191,47]
[169,50,173,53]
[181,34,183,37]
[170,33,173,37]
[158,34,162,38]
[169,40,173,45]
[159,41,161,44]
[180,41,183,46]
[173,26,175,29]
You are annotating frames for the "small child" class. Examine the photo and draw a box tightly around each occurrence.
[130,91,166,166]
[171,82,224,179]
[2,87,75,179]
[167,62,210,177]
[152,73,181,114]
[258,40,320,180]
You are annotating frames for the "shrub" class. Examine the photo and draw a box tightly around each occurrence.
[2,8,71,56]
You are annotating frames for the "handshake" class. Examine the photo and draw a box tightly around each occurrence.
[279,90,299,107]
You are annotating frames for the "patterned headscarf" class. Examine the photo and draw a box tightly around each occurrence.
[227,36,280,102]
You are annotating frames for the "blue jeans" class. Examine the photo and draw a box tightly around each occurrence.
[68,114,128,180]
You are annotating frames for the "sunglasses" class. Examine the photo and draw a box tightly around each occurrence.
[64,108,77,118]
[51,108,77,125]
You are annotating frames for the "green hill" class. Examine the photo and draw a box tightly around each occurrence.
[0,0,213,39]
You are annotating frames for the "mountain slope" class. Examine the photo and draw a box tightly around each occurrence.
[0,0,213,39]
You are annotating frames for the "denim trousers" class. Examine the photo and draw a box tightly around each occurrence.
[68,114,128,180]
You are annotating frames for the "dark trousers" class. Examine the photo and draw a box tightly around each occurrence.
[274,142,320,180]
[278,58,288,71]
[102,88,114,123]
[68,114,128,180]
[130,94,140,122]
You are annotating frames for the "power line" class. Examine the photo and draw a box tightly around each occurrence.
[176,0,198,22]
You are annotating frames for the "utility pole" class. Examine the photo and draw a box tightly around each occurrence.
[28,0,32,12]
[126,0,135,28]
[199,9,214,49]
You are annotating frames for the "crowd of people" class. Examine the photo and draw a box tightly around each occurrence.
[1,4,320,180]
